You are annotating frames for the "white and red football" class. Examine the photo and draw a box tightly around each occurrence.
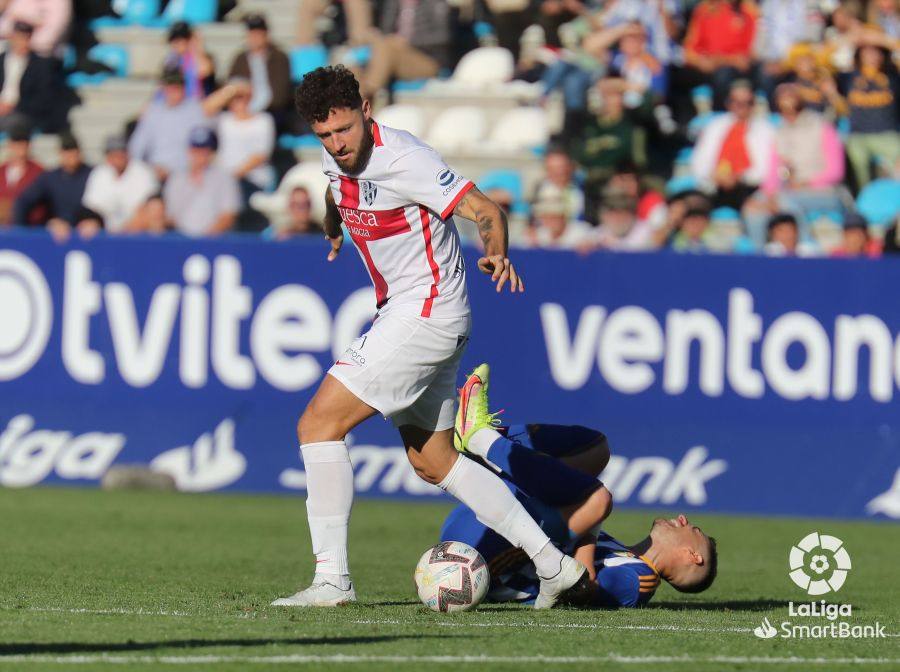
[414,541,490,612]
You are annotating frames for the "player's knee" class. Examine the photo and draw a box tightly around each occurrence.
[406,449,453,485]
[296,406,341,445]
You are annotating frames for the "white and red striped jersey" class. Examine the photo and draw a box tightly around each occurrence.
[324,121,474,319]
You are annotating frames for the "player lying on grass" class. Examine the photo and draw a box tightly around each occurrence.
[274,66,592,608]
[445,364,718,607]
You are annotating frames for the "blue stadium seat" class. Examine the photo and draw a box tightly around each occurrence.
[66,72,112,88]
[473,21,495,39]
[87,44,130,77]
[477,169,528,216]
[62,45,77,71]
[391,79,429,93]
[711,207,741,223]
[665,175,697,196]
[346,45,372,67]
[856,179,900,227]
[278,134,321,150]
[159,0,216,24]
[290,46,329,82]
[90,0,160,28]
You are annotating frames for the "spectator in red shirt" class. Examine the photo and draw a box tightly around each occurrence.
[831,213,882,258]
[682,0,758,109]
[0,122,43,226]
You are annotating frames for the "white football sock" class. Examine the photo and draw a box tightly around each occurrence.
[467,427,502,469]
[437,454,564,578]
[301,441,353,587]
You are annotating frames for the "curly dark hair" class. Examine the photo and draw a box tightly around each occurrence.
[294,65,363,124]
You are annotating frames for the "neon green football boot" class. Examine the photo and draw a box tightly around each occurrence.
[454,363,501,453]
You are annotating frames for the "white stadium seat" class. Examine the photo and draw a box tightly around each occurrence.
[375,105,426,137]
[425,106,488,152]
[486,107,549,152]
[451,47,514,86]
[249,162,330,227]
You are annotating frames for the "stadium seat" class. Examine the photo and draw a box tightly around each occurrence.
[90,0,160,28]
[66,72,112,88]
[711,207,741,224]
[856,179,900,227]
[290,46,329,82]
[477,169,528,216]
[391,79,430,93]
[451,47,514,86]
[487,108,548,152]
[250,163,331,226]
[278,134,320,150]
[425,106,488,152]
[665,175,698,196]
[159,0,216,25]
[375,105,426,137]
[87,44,130,78]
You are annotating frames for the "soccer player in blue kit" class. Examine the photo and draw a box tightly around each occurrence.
[448,364,718,607]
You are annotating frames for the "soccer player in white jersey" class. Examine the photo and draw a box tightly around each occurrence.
[272,66,594,608]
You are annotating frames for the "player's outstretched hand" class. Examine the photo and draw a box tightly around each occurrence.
[326,232,343,261]
[477,255,524,293]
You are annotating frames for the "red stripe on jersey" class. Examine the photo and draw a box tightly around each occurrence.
[440,180,476,220]
[339,206,411,239]
[419,206,440,317]
[339,175,360,208]
[372,121,383,147]
[352,235,389,308]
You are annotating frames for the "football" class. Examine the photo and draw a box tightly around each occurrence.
[414,541,490,612]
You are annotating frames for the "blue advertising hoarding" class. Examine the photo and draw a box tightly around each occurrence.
[1,230,898,520]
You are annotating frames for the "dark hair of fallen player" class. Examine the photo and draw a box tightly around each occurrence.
[294,65,363,124]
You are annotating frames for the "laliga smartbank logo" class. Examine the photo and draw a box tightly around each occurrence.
[788,531,851,595]
[753,532,886,640]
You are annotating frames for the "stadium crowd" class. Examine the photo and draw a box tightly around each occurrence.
[0,0,897,257]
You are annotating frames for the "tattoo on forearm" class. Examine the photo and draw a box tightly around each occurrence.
[455,190,508,253]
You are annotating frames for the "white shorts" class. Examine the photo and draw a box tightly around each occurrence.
[328,311,472,431]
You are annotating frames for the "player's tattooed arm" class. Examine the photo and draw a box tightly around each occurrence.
[453,187,524,293]
[323,186,343,262]
[454,187,508,255]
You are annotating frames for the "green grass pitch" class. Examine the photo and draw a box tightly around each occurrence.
[1,487,897,671]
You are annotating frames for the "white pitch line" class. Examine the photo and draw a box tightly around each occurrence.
[20,607,192,618]
[0,654,898,666]
[12,608,898,637]
[351,617,754,634]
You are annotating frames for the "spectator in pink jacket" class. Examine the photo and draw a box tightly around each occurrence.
[745,83,849,247]
[0,0,72,57]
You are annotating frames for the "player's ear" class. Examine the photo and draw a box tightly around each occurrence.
[686,547,705,567]
[361,98,371,121]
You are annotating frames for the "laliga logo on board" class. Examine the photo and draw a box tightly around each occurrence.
[0,251,53,381]
[753,533,884,640]
[788,532,851,596]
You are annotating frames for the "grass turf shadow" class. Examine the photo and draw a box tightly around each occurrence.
[0,634,454,656]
